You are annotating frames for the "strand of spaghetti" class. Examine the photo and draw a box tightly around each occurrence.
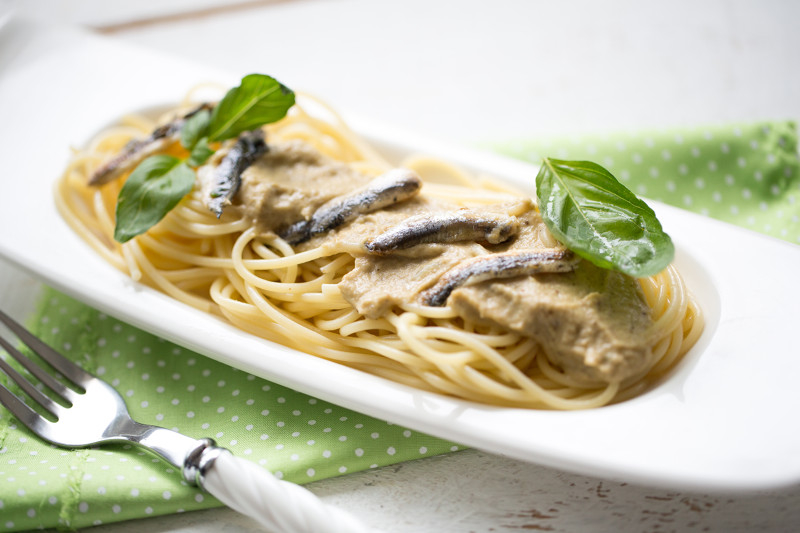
[648,266,687,333]
[215,232,310,292]
[318,254,354,276]
[652,327,685,375]
[320,283,348,301]
[651,301,703,375]
[54,95,705,410]
[338,318,395,337]
[425,326,523,349]
[159,266,222,283]
[395,349,479,398]
[242,281,350,350]
[647,269,673,323]
[535,355,606,390]
[136,234,236,269]
[403,317,611,408]
[92,189,118,239]
[313,309,362,331]
[313,343,420,371]
[285,296,352,316]
[414,370,528,407]
[401,155,477,187]
[250,241,299,283]
[126,239,214,313]
[337,335,439,374]
[250,240,282,260]
[473,175,530,195]
[639,268,666,311]
[232,228,328,270]
[275,121,362,163]
[225,272,419,372]
[233,231,333,293]
[216,304,299,351]
[405,318,543,379]
[291,288,349,305]
[498,337,540,367]
[171,200,252,230]
[420,183,522,204]
[398,302,459,320]
[291,92,391,166]
[120,242,142,281]
[53,178,127,271]
[619,309,702,400]
[85,123,150,154]
[171,205,218,224]
[211,276,328,350]
[614,334,683,402]
[156,212,251,238]
[682,300,704,348]
[392,312,555,401]
[261,235,310,278]
[462,365,619,409]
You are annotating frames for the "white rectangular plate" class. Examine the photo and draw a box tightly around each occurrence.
[1,18,799,491]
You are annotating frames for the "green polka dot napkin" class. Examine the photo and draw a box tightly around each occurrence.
[0,295,463,531]
[1,120,798,531]
[499,120,799,244]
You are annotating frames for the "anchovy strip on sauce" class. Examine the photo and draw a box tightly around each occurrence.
[282,168,422,244]
[206,129,268,217]
[364,210,519,255]
[420,248,579,307]
[89,103,213,186]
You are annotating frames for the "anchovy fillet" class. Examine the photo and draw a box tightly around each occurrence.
[364,210,519,255]
[89,103,213,186]
[207,129,268,218]
[283,168,422,244]
[421,248,578,306]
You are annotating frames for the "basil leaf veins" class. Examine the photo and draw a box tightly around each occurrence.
[186,137,214,167]
[112,73,296,243]
[180,107,211,150]
[207,73,296,142]
[535,158,674,277]
[114,155,195,243]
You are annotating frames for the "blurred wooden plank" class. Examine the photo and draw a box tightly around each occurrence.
[93,0,312,34]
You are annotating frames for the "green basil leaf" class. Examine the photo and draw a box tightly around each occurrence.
[207,73,295,142]
[187,137,214,167]
[180,108,211,150]
[535,158,674,277]
[114,155,196,243]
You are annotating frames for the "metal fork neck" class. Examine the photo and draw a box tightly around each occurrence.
[118,420,210,482]
[183,438,227,487]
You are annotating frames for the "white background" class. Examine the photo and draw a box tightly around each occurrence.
[3,0,800,531]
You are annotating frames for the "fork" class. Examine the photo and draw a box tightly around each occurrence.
[0,308,372,533]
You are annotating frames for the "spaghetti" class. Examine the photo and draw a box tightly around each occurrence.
[55,92,703,410]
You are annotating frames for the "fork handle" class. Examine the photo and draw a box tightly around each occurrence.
[197,447,374,533]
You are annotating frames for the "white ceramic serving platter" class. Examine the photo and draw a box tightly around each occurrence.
[1,18,799,492]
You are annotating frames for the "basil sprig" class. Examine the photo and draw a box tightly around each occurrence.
[113,74,295,243]
[114,156,195,243]
[207,74,296,142]
[535,158,674,277]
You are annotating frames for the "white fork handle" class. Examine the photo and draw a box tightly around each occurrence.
[202,450,374,533]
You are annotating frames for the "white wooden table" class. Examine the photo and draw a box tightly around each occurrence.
[6,0,800,531]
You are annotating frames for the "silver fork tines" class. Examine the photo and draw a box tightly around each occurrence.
[0,308,203,465]
[0,308,372,533]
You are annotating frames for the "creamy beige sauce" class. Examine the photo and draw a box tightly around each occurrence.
[226,139,654,385]
[236,140,370,235]
[450,263,653,384]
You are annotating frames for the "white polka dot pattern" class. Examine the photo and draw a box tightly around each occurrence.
[2,119,798,531]
[0,293,462,531]
[500,121,800,244]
